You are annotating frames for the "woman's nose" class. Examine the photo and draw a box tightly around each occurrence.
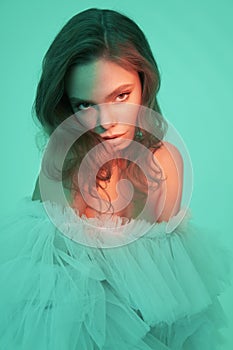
[97,103,117,130]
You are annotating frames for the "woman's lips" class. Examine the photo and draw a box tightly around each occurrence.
[102,133,125,140]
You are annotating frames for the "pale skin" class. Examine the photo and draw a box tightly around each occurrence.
[32,58,183,223]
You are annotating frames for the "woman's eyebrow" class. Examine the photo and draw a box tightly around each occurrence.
[69,83,134,104]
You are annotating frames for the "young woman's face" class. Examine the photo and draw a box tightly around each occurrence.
[65,58,142,151]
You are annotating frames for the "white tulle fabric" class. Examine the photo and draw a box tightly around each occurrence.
[0,196,232,350]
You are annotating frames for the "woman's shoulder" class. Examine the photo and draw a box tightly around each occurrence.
[32,177,41,202]
[154,141,183,166]
[152,141,184,222]
[150,140,184,184]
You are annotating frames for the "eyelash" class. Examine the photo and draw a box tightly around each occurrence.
[74,92,131,111]
[115,92,130,102]
[75,102,92,111]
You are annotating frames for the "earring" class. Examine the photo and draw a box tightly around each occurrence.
[135,128,143,139]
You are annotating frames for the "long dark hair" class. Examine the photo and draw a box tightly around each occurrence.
[32,8,168,211]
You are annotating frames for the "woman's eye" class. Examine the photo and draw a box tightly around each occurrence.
[75,102,92,111]
[115,92,130,102]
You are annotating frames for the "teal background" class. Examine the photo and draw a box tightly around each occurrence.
[0,0,232,348]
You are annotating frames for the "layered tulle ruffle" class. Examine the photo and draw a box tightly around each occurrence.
[0,197,232,350]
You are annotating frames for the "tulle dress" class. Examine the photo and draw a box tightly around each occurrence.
[0,195,232,350]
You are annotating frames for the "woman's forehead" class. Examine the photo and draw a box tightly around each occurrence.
[65,58,140,101]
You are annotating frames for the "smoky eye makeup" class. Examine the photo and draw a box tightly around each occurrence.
[69,86,133,112]
[74,102,93,111]
[115,92,131,102]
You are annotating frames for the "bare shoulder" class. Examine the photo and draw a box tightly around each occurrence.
[153,141,184,222]
[154,141,183,168]
[32,176,42,201]
[31,175,77,207]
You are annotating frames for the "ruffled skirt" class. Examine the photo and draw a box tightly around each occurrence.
[0,197,232,350]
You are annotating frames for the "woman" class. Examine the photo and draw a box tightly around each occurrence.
[0,8,231,350]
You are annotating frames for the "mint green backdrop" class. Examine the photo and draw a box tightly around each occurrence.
[0,0,232,348]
